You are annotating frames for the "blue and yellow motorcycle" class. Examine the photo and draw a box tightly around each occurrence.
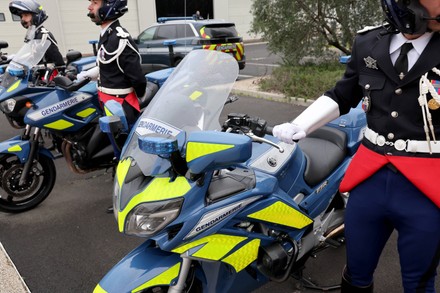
[95,50,366,293]
[0,38,167,212]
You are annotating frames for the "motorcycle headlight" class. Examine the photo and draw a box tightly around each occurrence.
[124,198,183,237]
[0,98,16,113]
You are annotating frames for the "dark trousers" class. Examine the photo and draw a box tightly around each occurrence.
[345,166,440,292]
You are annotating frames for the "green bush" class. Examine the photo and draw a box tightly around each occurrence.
[259,62,345,101]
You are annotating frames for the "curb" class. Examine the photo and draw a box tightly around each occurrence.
[0,242,30,293]
[232,77,314,107]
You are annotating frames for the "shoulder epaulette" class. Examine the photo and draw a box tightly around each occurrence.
[357,25,382,34]
[116,27,130,39]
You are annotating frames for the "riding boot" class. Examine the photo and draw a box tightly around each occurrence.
[341,267,374,293]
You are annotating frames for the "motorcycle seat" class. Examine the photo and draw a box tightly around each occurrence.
[139,81,159,109]
[298,126,347,187]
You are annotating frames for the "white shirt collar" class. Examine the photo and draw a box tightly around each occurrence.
[100,20,117,36]
[389,32,433,56]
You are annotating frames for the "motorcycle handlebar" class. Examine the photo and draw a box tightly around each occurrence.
[265,126,274,136]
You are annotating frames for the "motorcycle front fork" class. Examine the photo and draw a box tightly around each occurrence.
[168,257,192,293]
[18,126,41,186]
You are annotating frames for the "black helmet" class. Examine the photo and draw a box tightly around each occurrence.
[95,0,128,24]
[380,0,430,34]
[9,0,47,27]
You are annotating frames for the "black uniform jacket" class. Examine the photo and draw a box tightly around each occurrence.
[326,27,440,158]
[97,20,146,98]
[34,26,65,67]
[327,26,440,207]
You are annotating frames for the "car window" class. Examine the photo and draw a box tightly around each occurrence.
[156,25,177,40]
[138,27,157,43]
[176,24,195,38]
[203,25,238,38]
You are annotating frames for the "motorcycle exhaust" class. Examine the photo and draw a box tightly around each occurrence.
[61,141,88,174]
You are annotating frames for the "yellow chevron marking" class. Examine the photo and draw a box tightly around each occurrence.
[247,201,313,229]
[172,234,247,260]
[222,239,260,272]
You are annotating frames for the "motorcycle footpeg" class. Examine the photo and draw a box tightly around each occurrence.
[324,238,342,248]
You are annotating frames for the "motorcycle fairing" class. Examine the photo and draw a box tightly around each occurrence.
[0,135,53,161]
[93,240,183,293]
[95,239,267,293]
[172,233,261,273]
[24,89,100,132]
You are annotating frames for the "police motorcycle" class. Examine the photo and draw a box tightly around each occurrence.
[0,37,168,213]
[94,49,366,293]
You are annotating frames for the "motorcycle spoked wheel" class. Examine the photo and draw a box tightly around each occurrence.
[0,154,56,213]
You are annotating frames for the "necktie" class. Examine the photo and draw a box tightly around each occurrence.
[394,42,413,80]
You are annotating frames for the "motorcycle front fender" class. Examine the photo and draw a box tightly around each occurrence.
[0,136,53,162]
[94,240,184,293]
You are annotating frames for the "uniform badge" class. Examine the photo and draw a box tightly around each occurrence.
[428,80,440,110]
[431,79,440,94]
[428,99,440,110]
[362,96,371,112]
[364,56,378,70]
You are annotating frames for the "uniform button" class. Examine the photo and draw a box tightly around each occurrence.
[391,111,398,118]
[365,84,370,90]
[387,133,394,140]
[395,88,403,95]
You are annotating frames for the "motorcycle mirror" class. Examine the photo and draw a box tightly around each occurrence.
[7,67,24,77]
[99,116,123,134]
[0,41,8,50]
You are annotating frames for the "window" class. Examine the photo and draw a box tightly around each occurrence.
[12,14,21,21]
[0,13,5,21]
[156,25,177,40]
[176,24,195,39]
[138,27,157,43]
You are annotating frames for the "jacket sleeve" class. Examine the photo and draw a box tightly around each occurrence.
[324,36,364,115]
[119,38,147,97]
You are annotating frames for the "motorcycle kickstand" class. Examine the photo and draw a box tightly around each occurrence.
[293,268,341,292]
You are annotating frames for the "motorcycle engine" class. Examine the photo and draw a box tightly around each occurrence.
[257,240,297,280]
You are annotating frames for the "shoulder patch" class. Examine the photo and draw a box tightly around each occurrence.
[357,25,382,34]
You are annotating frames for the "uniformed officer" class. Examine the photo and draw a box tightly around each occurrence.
[273,0,440,292]
[9,0,65,67]
[78,0,146,126]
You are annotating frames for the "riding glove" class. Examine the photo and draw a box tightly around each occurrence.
[273,123,306,143]
[76,66,99,82]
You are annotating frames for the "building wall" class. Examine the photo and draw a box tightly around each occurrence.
[0,0,257,57]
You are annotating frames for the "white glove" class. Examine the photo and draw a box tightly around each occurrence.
[273,122,306,144]
[76,66,99,82]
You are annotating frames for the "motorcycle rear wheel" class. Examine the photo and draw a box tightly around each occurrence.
[0,154,56,213]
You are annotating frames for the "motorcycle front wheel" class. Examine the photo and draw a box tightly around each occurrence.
[0,154,56,213]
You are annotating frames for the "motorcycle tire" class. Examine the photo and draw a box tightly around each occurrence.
[0,154,56,213]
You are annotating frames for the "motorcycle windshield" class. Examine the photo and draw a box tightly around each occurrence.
[121,49,239,176]
[0,39,50,89]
